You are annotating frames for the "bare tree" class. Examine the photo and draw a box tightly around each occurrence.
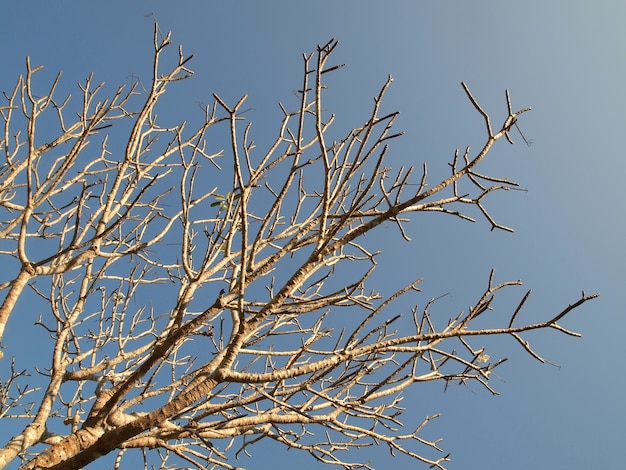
[0,24,597,470]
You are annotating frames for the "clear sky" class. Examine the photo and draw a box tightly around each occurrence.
[1,1,624,469]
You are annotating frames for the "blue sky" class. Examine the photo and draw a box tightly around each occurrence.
[1,2,624,469]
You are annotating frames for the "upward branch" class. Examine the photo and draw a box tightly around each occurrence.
[0,28,597,470]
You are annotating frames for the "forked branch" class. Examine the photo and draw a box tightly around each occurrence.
[0,27,597,470]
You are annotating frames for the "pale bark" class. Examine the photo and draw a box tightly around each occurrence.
[0,24,597,470]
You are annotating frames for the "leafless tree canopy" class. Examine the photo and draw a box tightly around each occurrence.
[0,24,597,469]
